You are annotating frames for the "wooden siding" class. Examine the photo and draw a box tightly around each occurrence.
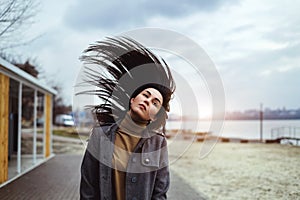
[0,73,9,184]
[45,94,52,158]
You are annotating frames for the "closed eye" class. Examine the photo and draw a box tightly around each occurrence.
[152,100,161,107]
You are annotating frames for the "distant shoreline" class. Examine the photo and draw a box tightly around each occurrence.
[167,118,300,121]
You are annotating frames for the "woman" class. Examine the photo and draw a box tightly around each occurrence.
[79,36,176,200]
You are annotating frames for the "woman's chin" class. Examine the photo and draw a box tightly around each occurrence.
[129,110,149,124]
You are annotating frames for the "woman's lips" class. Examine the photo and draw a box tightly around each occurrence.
[139,104,146,111]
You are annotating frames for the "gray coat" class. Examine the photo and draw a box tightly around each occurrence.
[80,123,170,200]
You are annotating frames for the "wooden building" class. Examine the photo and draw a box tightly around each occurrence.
[0,57,56,186]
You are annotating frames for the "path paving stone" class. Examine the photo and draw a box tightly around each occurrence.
[0,154,206,200]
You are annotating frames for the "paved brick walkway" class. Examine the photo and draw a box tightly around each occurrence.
[168,171,207,200]
[0,154,206,200]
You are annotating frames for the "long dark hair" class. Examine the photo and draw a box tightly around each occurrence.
[78,36,176,130]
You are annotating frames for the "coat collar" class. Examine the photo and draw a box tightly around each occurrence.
[103,120,160,142]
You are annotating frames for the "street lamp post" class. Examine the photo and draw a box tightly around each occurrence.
[260,103,263,142]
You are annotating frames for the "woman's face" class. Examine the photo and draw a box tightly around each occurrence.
[129,88,163,124]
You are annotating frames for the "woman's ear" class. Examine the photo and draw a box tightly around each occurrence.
[129,98,134,110]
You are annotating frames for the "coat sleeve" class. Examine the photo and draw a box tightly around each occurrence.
[151,137,170,200]
[80,129,101,199]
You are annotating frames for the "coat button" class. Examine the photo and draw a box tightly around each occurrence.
[131,176,137,183]
[144,158,150,164]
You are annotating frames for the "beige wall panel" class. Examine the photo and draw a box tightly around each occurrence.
[0,73,9,184]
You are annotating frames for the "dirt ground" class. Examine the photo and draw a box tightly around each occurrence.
[39,131,300,199]
[168,140,300,200]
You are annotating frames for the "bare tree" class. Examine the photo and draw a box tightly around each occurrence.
[0,0,39,50]
[15,60,39,77]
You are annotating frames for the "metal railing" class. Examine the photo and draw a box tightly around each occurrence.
[271,126,300,139]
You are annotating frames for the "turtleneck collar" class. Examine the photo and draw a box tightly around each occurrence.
[119,113,146,136]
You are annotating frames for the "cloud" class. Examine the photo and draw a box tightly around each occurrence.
[16,0,300,110]
[63,0,239,31]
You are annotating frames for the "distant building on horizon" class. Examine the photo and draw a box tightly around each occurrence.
[226,108,300,120]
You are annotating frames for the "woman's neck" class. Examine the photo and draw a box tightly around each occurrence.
[119,112,146,135]
[127,111,149,126]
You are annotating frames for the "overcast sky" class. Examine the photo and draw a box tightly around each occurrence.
[11,0,300,115]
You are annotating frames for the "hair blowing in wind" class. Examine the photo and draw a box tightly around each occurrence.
[77,36,176,130]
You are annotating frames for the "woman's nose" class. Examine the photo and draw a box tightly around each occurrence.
[143,98,150,106]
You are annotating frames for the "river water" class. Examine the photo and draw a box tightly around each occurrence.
[166,119,300,140]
